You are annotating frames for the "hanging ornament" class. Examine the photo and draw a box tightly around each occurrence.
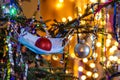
[35,37,52,51]
[74,42,91,58]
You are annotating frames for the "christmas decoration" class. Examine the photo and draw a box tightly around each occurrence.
[35,37,52,51]
[18,31,69,54]
[74,43,91,58]
[0,0,120,80]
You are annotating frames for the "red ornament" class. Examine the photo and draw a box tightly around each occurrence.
[35,37,52,51]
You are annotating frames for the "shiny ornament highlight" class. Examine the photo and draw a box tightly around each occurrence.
[74,43,91,58]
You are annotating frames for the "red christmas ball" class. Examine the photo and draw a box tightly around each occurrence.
[35,37,52,51]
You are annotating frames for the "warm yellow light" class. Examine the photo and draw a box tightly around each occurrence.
[52,55,59,61]
[93,73,99,78]
[81,75,87,80]
[96,42,101,47]
[106,43,111,47]
[100,56,106,62]
[68,16,72,21]
[101,21,106,25]
[84,5,87,9]
[56,3,63,8]
[106,39,111,44]
[113,56,118,61]
[109,56,114,61]
[78,66,83,72]
[83,58,88,63]
[106,61,111,67]
[79,13,82,16]
[86,71,92,77]
[78,7,82,12]
[65,70,69,74]
[71,53,76,58]
[112,46,117,51]
[101,0,107,2]
[114,41,118,46]
[81,21,85,25]
[95,12,102,20]
[62,17,66,22]
[109,48,114,53]
[89,63,95,68]
[117,59,120,64]
[90,0,97,3]
[59,0,64,3]
[93,53,98,58]
[107,34,112,39]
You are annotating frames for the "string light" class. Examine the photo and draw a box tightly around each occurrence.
[114,41,118,46]
[93,73,99,78]
[71,53,76,58]
[112,45,117,51]
[100,56,106,62]
[106,39,111,44]
[83,58,88,63]
[107,34,112,39]
[68,16,72,21]
[62,17,66,22]
[78,66,83,72]
[81,75,87,80]
[52,55,59,61]
[59,0,64,3]
[109,47,115,53]
[109,56,114,61]
[92,52,98,58]
[117,59,120,64]
[56,3,63,8]
[96,42,101,47]
[113,56,118,61]
[90,0,97,3]
[86,71,92,77]
[89,63,95,68]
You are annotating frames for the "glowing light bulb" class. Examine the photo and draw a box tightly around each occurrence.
[56,3,63,8]
[83,58,88,63]
[52,55,59,61]
[10,7,17,15]
[114,41,118,46]
[62,17,66,22]
[112,46,117,51]
[65,70,69,74]
[86,71,92,77]
[68,16,72,21]
[93,73,99,78]
[117,59,120,64]
[71,53,75,58]
[109,46,116,53]
[90,0,97,3]
[113,56,118,61]
[2,5,5,9]
[59,0,64,3]
[78,66,83,72]
[96,42,101,47]
[100,56,106,62]
[81,75,87,80]
[93,53,98,58]
[89,63,95,68]
[106,39,111,44]
[109,56,114,61]
[106,43,110,47]
[107,34,112,39]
